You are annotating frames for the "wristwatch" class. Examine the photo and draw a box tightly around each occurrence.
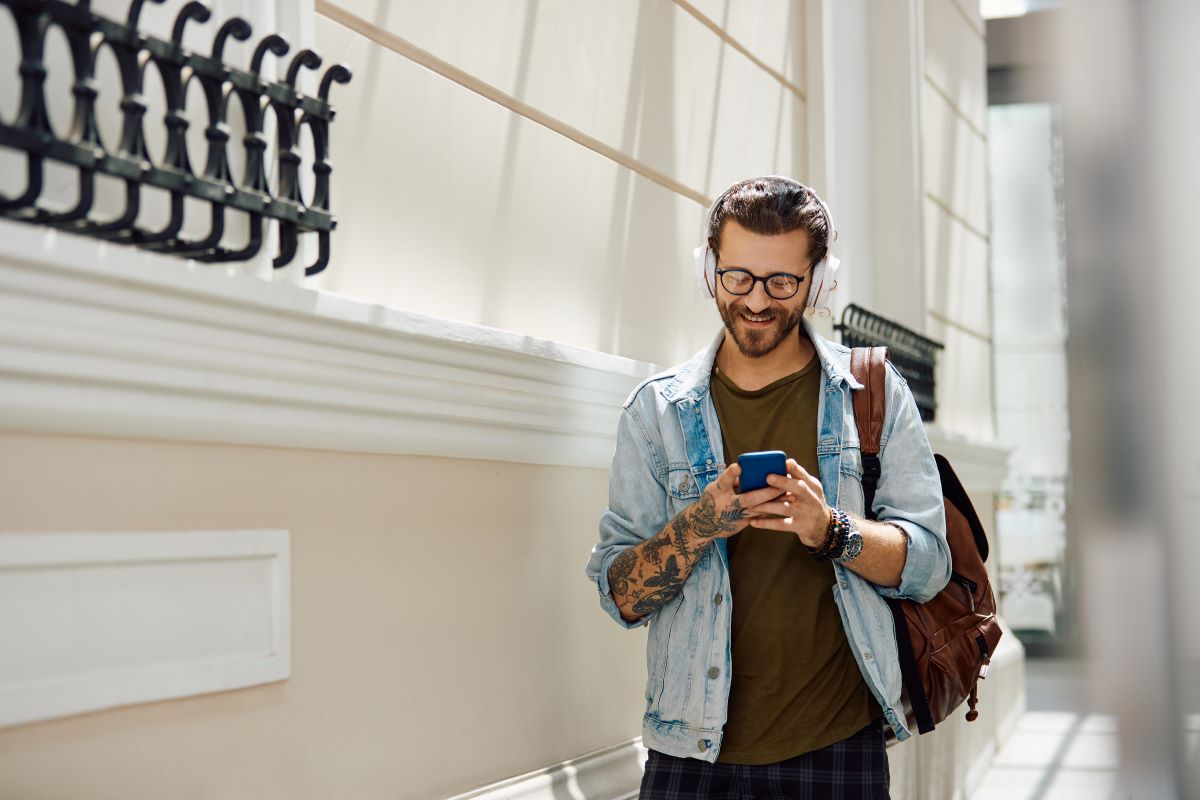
[834,517,864,563]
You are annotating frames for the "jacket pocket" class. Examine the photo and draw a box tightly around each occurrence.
[667,465,700,500]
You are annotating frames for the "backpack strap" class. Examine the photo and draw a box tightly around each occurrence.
[849,346,937,735]
[849,346,888,519]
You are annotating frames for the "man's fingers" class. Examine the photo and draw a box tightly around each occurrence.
[786,458,820,485]
[741,485,786,505]
[755,486,819,515]
[782,458,824,494]
[748,516,790,532]
[752,500,789,517]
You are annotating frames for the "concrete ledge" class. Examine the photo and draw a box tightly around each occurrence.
[0,220,656,470]
[445,738,647,800]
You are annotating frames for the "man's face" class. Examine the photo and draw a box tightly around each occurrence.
[713,219,812,359]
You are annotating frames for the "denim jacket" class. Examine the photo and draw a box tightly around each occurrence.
[584,317,950,763]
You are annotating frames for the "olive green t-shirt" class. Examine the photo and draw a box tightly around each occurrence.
[710,355,878,764]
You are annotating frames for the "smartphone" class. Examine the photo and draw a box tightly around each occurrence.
[737,450,788,492]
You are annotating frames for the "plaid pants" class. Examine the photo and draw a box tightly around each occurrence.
[638,720,890,800]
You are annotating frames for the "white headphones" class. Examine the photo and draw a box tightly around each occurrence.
[692,175,841,310]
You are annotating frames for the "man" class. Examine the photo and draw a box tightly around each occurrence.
[584,176,950,798]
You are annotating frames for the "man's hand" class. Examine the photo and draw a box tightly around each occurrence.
[752,457,909,587]
[687,462,787,542]
[751,458,830,547]
[608,462,784,623]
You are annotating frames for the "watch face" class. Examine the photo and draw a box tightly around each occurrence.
[840,533,864,561]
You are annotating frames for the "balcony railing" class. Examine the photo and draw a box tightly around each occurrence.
[0,0,350,275]
[834,303,943,422]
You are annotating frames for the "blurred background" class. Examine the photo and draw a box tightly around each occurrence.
[0,0,1195,798]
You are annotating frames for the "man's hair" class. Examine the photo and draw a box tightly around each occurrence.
[707,177,835,268]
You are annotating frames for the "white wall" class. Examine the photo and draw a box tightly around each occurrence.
[312,0,810,368]
[824,0,875,314]
[922,0,995,442]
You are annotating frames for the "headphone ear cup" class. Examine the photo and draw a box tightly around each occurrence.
[806,260,826,307]
[693,245,717,298]
[807,255,841,309]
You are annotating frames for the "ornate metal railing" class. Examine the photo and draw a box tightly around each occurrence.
[835,303,944,422]
[0,0,351,275]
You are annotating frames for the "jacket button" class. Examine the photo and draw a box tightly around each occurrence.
[714,593,723,605]
[863,651,873,660]
[698,739,708,751]
[707,667,719,679]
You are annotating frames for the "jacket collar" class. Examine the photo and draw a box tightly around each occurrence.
[661,316,862,404]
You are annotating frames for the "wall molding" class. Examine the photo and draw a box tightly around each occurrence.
[0,530,290,728]
[0,221,1007,481]
[0,220,658,469]
[446,738,646,800]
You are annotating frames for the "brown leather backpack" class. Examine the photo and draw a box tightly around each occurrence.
[849,346,1003,737]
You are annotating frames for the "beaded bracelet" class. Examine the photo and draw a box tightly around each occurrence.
[805,509,834,559]
[808,507,850,562]
[823,508,851,560]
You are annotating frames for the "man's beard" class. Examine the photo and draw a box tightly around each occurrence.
[717,298,805,358]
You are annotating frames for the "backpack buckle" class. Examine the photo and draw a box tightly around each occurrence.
[862,454,882,483]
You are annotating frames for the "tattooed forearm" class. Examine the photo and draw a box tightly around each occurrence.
[642,532,668,567]
[670,515,695,565]
[688,492,747,539]
[632,555,685,614]
[608,499,735,623]
[609,548,637,597]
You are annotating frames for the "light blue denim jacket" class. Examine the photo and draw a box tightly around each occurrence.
[584,318,950,763]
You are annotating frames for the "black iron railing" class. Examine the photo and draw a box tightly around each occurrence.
[0,0,351,275]
[835,303,944,422]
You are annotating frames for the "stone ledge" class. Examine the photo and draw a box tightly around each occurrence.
[0,220,657,469]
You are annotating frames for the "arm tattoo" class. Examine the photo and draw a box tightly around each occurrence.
[610,548,637,596]
[632,555,684,614]
[670,515,694,565]
[642,533,667,566]
[608,491,744,621]
[689,492,746,539]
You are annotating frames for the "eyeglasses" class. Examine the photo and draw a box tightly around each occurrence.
[714,267,810,300]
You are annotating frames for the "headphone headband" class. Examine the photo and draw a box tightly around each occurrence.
[701,175,835,248]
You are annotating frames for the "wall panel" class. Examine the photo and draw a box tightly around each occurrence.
[0,434,635,800]
[927,316,995,441]
[924,199,991,328]
[925,0,988,129]
[687,0,807,91]
[922,85,989,235]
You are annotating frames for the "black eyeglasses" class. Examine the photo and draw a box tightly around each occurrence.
[715,267,810,300]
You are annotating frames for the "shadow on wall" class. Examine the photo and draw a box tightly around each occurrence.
[480,0,545,333]
[598,0,680,362]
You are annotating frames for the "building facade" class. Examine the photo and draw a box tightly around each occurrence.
[0,1,1019,798]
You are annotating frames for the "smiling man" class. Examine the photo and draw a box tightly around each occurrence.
[585,176,950,799]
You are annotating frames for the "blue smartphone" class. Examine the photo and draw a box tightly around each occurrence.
[737,450,788,492]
